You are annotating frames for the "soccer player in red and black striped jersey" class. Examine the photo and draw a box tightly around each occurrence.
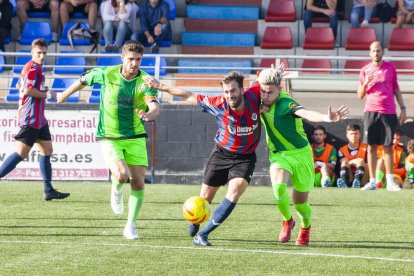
[144,72,261,246]
[0,38,69,201]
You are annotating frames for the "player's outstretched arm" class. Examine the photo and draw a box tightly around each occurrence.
[294,105,349,122]
[137,101,159,122]
[57,80,86,103]
[143,75,198,105]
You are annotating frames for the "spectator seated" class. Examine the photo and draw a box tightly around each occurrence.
[19,21,52,45]
[265,0,296,22]
[261,27,292,49]
[182,32,255,47]
[6,78,19,102]
[178,59,252,74]
[187,5,259,20]
[54,51,86,74]
[50,78,80,102]
[303,27,334,50]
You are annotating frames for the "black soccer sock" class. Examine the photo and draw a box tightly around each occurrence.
[340,166,350,186]
[354,166,365,181]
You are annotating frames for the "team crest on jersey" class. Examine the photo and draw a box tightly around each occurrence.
[228,125,235,135]
[288,102,298,109]
[251,113,257,120]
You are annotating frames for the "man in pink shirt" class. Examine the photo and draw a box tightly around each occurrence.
[358,41,407,191]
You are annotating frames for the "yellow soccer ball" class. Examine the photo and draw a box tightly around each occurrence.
[182,196,211,224]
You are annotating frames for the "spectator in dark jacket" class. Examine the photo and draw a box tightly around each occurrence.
[131,0,171,53]
[0,0,13,51]
[304,0,338,44]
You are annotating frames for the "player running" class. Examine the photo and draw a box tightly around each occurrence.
[57,40,159,240]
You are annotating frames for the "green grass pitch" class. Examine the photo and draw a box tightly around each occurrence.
[0,182,413,275]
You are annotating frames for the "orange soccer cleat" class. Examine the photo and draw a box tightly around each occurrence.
[279,218,295,243]
[295,225,311,246]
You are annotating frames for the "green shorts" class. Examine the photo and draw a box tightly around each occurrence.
[100,138,148,167]
[269,145,314,192]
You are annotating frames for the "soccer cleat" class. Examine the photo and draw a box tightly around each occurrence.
[44,189,70,201]
[322,179,331,188]
[361,182,377,191]
[386,182,401,192]
[188,223,200,237]
[111,185,124,215]
[123,223,139,240]
[193,234,212,246]
[336,178,347,188]
[296,225,311,246]
[279,218,295,243]
[351,179,361,188]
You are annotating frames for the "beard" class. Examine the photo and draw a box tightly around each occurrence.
[229,97,242,109]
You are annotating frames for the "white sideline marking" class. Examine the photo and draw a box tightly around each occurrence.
[0,240,413,263]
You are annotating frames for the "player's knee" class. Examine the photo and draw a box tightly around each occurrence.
[272,183,288,201]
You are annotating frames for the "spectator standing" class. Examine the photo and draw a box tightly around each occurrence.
[0,0,13,51]
[100,0,138,52]
[60,0,98,31]
[395,0,414,28]
[337,124,368,188]
[311,125,337,188]
[0,39,70,201]
[350,0,378,27]
[131,0,172,53]
[17,0,60,42]
[358,41,407,191]
[304,0,338,43]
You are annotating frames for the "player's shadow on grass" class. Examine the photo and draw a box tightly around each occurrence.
[311,240,414,250]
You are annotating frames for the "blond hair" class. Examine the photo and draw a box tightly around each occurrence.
[257,68,282,86]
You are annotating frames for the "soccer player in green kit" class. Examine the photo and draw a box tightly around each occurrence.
[257,68,348,245]
[57,41,159,240]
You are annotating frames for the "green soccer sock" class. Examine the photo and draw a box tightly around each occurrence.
[272,183,292,221]
[127,189,145,224]
[294,202,312,228]
[111,176,124,192]
[376,170,384,183]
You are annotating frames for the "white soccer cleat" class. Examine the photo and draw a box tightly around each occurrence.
[386,183,402,192]
[361,182,377,191]
[123,223,140,240]
[111,185,124,215]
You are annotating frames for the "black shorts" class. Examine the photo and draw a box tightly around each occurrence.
[203,145,256,187]
[14,124,52,147]
[363,111,398,146]
[28,2,49,13]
